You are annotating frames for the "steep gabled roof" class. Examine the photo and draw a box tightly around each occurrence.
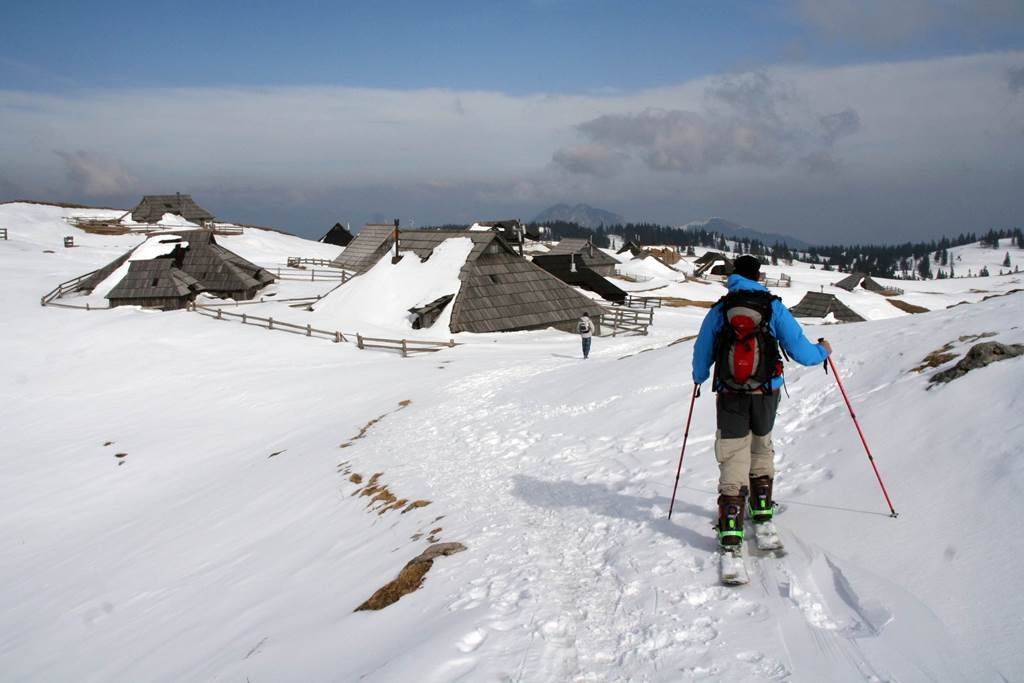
[834,272,866,291]
[789,292,865,322]
[130,194,214,224]
[545,238,620,268]
[330,224,395,273]
[320,223,354,247]
[450,250,598,333]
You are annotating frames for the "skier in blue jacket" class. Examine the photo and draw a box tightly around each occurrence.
[692,255,831,548]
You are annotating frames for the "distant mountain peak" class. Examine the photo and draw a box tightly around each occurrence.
[534,203,625,229]
[678,217,808,249]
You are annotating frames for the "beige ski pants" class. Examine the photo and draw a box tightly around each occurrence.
[715,391,780,496]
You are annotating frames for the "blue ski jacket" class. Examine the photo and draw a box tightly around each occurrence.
[692,274,829,390]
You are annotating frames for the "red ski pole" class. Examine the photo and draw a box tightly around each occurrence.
[820,342,899,518]
[668,384,700,520]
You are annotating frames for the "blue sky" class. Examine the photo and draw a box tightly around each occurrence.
[2,1,1023,241]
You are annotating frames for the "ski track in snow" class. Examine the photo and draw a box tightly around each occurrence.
[352,356,939,682]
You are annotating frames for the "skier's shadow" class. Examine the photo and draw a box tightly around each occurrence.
[510,475,718,552]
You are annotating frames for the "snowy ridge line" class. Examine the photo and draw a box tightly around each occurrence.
[189,303,457,357]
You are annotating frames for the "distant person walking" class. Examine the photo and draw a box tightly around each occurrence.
[691,255,832,548]
[578,312,593,359]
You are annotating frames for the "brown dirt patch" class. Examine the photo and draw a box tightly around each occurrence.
[340,400,412,448]
[354,543,467,611]
[887,299,929,314]
[912,343,956,372]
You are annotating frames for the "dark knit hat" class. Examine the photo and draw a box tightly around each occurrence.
[734,255,761,281]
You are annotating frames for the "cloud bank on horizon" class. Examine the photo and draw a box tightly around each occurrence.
[0,2,1022,243]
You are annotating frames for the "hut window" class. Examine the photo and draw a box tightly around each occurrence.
[151,278,159,287]
[489,274,500,283]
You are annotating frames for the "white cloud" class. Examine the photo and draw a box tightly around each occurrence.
[53,150,137,196]
[0,50,1021,241]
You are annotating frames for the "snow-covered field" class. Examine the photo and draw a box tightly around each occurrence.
[2,202,1023,681]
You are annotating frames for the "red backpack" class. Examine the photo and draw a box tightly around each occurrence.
[713,290,785,392]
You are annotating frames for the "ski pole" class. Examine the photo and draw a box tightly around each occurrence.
[819,341,899,518]
[668,384,700,520]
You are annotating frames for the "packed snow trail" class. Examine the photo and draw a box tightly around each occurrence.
[330,347,984,681]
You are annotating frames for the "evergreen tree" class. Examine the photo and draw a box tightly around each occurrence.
[917,257,932,280]
[1004,252,1011,268]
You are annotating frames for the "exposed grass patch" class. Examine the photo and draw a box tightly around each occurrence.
[887,299,929,314]
[912,343,957,372]
[340,400,412,448]
[354,543,467,612]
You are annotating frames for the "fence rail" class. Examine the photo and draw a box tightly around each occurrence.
[763,274,792,288]
[0,228,7,240]
[268,266,350,282]
[190,303,455,357]
[624,294,664,309]
[286,257,339,268]
[40,269,108,309]
[602,307,653,337]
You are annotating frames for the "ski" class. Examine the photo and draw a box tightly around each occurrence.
[750,519,786,556]
[719,547,750,585]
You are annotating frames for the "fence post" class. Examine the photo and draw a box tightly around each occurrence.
[401,339,407,358]
[217,309,222,320]
[449,338,454,348]
[242,313,247,324]
[306,323,312,337]
[311,270,315,282]
[334,331,341,343]
[86,302,90,311]
[357,333,364,349]
[269,317,274,330]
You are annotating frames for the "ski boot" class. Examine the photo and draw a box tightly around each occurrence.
[716,488,747,548]
[748,476,775,523]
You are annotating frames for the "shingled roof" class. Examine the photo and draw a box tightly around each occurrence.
[834,272,866,291]
[545,238,620,273]
[130,194,214,224]
[330,224,395,273]
[788,292,865,322]
[106,260,203,310]
[76,229,274,308]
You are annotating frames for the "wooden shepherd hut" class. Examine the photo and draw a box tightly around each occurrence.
[349,230,600,334]
[788,292,865,322]
[546,238,620,276]
[129,194,215,225]
[320,222,354,247]
[76,230,274,309]
[693,251,735,278]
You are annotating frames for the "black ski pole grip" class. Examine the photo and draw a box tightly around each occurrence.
[818,337,829,374]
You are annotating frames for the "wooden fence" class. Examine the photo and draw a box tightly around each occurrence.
[601,307,653,337]
[0,228,7,240]
[40,269,109,309]
[267,266,350,282]
[189,303,456,357]
[763,274,792,288]
[624,294,664,309]
[286,257,338,268]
